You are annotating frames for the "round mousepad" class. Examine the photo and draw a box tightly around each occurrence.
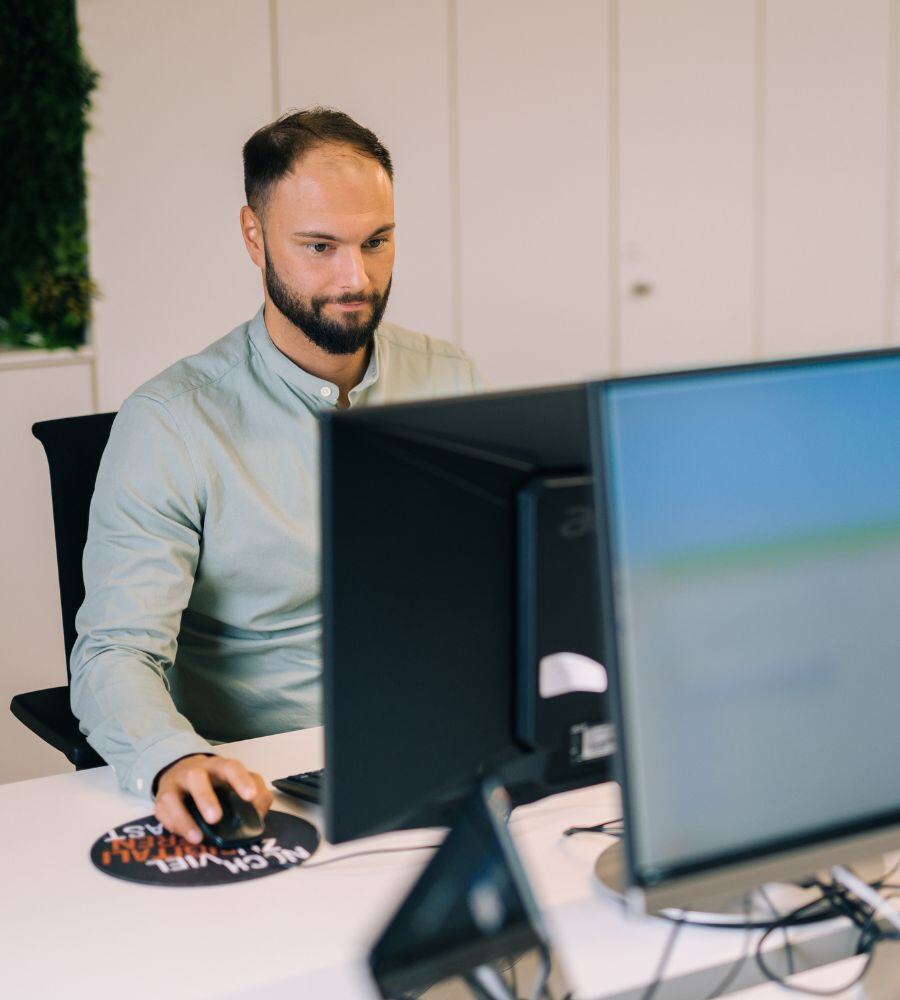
[91,810,320,887]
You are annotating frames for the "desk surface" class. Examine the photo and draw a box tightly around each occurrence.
[0,729,868,999]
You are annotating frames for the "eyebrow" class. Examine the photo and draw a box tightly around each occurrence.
[293,223,395,241]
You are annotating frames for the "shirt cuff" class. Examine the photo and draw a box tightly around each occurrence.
[125,731,215,799]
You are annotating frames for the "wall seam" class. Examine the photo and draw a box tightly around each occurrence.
[446,0,463,350]
[608,0,621,374]
[89,354,100,412]
[885,0,899,344]
[269,0,281,117]
[751,0,767,360]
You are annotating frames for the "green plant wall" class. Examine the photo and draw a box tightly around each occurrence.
[0,0,98,349]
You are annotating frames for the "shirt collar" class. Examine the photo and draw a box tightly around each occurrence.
[247,305,380,409]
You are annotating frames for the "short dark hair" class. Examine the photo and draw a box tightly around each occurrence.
[243,107,393,215]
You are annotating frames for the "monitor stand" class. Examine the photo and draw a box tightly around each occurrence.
[593,841,824,927]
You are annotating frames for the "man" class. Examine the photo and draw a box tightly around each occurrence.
[71,108,483,844]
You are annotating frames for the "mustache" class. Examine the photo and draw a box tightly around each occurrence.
[315,291,381,306]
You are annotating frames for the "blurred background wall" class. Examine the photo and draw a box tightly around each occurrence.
[2,0,897,782]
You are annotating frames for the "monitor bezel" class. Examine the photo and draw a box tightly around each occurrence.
[588,345,900,907]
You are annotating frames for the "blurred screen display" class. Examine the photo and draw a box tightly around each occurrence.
[601,356,900,880]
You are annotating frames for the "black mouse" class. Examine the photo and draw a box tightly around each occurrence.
[185,784,265,849]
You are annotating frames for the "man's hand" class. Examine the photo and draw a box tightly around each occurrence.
[154,754,273,844]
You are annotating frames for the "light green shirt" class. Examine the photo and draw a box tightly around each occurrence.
[71,307,483,797]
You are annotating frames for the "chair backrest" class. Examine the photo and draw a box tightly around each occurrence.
[32,412,117,678]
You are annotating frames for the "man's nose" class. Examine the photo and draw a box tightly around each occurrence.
[336,247,368,292]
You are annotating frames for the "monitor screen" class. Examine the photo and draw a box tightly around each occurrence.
[593,352,900,899]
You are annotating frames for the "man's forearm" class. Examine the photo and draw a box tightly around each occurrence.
[70,646,211,796]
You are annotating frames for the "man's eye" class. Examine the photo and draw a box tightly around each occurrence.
[365,238,387,250]
[308,243,331,254]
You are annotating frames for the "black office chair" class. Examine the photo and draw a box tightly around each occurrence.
[9,412,117,770]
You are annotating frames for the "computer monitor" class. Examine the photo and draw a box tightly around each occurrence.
[321,384,613,844]
[591,349,900,913]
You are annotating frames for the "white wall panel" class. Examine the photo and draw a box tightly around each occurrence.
[617,0,756,372]
[79,0,272,409]
[456,0,611,388]
[891,0,900,345]
[0,362,94,783]
[276,0,454,345]
[763,0,890,356]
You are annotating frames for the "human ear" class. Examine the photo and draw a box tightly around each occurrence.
[240,205,265,269]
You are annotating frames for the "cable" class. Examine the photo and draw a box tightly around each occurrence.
[753,876,883,996]
[658,888,845,931]
[858,892,895,954]
[700,896,754,1000]
[568,867,900,1000]
[558,819,845,934]
[832,865,900,935]
[872,855,900,888]
[301,843,441,869]
[500,954,517,998]
[531,944,553,1000]
[562,818,624,838]
[639,911,686,1000]
[758,883,795,976]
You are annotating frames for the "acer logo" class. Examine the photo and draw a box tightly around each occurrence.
[559,505,593,540]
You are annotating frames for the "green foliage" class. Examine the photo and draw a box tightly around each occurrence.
[0,0,98,349]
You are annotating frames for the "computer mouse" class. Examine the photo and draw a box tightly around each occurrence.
[185,784,265,849]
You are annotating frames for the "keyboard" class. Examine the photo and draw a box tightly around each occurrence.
[272,769,324,805]
[272,768,453,831]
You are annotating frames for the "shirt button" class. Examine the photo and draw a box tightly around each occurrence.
[320,386,332,398]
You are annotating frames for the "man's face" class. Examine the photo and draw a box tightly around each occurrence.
[258,144,395,355]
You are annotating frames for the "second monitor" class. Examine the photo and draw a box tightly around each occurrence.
[592,348,900,913]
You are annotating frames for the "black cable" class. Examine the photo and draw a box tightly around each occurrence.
[640,911,686,1000]
[301,843,441,869]
[559,819,838,932]
[566,869,900,1000]
[537,943,555,1000]
[758,884,795,976]
[856,890,900,954]
[865,856,900,890]
[700,896,754,1000]
[497,954,517,998]
[753,876,882,996]
[563,888,834,1000]
[757,936,875,996]
[657,900,835,931]
[562,818,624,838]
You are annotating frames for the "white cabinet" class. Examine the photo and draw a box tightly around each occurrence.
[617,0,757,372]
[762,0,891,357]
[616,0,893,372]
[453,0,895,383]
[455,0,612,388]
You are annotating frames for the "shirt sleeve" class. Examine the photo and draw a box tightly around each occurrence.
[70,393,213,797]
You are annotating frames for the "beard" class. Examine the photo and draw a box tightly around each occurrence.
[264,248,391,356]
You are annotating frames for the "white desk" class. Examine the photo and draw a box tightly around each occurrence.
[0,729,871,999]
[730,954,894,999]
